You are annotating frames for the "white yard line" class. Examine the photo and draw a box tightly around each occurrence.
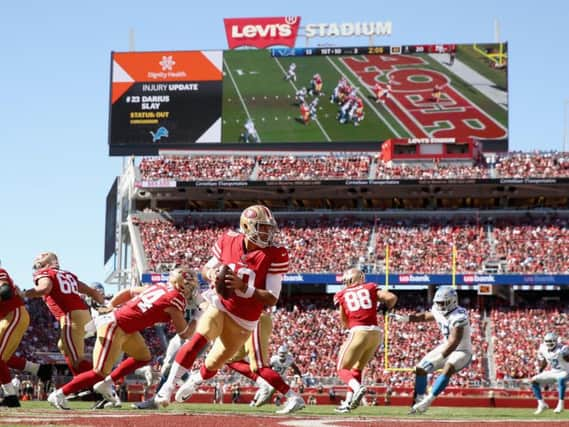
[223,58,262,142]
[273,57,332,142]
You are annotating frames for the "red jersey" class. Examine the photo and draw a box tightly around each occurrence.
[33,268,88,320]
[0,268,24,319]
[212,231,289,322]
[334,282,379,328]
[114,283,186,334]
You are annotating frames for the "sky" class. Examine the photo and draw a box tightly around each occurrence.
[0,0,568,294]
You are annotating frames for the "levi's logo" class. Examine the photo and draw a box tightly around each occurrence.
[224,16,301,49]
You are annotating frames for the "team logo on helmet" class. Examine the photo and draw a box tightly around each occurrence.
[239,205,278,248]
[433,286,458,315]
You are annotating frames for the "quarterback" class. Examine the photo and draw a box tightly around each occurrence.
[334,268,397,413]
[531,332,569,414]
[155,205,290,410]
[391,286,472,414]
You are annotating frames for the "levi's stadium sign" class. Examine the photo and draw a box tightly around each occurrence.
[224,16,301,49]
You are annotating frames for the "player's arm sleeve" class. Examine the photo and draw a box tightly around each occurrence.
[265,273,283,300]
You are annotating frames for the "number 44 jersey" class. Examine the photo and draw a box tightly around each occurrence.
[114,283,186,334]
[334,282,380,328]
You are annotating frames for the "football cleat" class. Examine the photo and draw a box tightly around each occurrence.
[175,371,202,402]
[535,401,549,414]
[554,400,564,414]
[411,394,434,414]
[276,396,305,414]
[155,385,174,408]
[104,400,122,409]
[334,404,350,414]
[349,386,367,410]
[92,399,107,410]
[132,398,159,410]
[93,380,120,406]
[48,389,70,410]
[254,385,274,407]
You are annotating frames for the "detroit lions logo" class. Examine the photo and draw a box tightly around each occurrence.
[150,127,169,142]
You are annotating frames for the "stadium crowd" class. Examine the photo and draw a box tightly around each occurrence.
[137,152,569,182]
[135,216,569,274]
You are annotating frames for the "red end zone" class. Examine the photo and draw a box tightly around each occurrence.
[1,410,567,427]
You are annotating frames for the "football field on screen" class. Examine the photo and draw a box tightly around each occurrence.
[221,49,407,144]
[221,47,508,144]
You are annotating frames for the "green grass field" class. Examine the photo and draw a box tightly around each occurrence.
[221,47,507,144]
[12,401,569,421]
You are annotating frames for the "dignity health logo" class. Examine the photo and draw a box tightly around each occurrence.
[148,55,187,80]
[159,55,176,71]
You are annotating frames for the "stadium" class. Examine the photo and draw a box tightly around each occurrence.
[3,13,569,427]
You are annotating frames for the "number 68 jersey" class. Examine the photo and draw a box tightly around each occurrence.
[33,267,88,320]
[334,282,380,328]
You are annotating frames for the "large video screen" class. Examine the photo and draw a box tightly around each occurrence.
[109,43,508,155]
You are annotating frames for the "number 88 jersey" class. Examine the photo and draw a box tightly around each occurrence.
[334,282,379,328]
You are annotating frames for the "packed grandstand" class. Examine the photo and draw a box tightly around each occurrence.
[9,150,569,408]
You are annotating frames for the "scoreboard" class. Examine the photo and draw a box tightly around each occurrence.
[109,42,507,155]
[270,44,456,57]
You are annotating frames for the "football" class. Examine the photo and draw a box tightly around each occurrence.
[214,264,233,298]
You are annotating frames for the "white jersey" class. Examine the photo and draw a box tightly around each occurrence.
[538,343,569,372]
[269,354,294,376]
[431,305,472,353]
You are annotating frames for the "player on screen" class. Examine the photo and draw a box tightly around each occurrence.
[284,62,297,82]
[333,268,397,413]
[24,252,104,377]
[47,267,198,410]
[241,119,259,144]
[374,83,392,104]
[153,205,298,413]
[431,84,443,103]
[295,87,307,105]
[300,102,310,125]
[309,97,319,120]
[390,286,473,414]
[308,73,323,97]
[531,332,569,414]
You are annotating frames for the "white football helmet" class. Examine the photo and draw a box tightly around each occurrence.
[239,205,278,248]
[169,267,198,300]
[342,268,365,288]
[544,332,558,351]
[433,286,458,314]
[33,252,59,270]
[278,345,288,361]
